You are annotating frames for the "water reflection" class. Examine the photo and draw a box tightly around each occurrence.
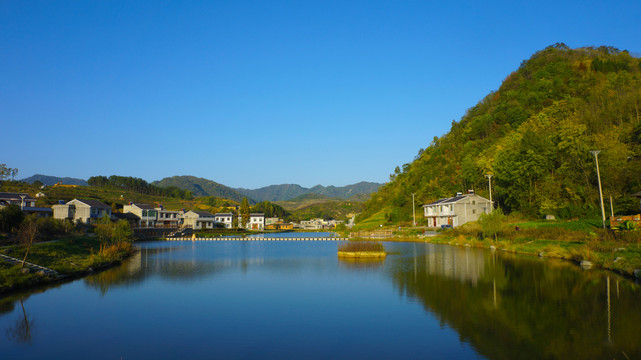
[337,257,385,272]
[1,240,640,359]
[388,243,641,359]
[5,298,34,344]
[84,241,336,294]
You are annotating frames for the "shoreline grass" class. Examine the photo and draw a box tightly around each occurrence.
[391,232,641,278]
[0,237,135,295]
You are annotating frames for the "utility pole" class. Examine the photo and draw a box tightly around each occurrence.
[591,150,606,229]
[412,193,416,227]
[485,174,493,213]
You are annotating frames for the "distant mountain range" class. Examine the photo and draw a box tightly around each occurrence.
[20,174,88,186]
[235,181,382,202]
[19,173,382,203]
[153,176,381,202]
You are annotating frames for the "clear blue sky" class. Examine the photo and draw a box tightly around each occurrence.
[2,1,640,189]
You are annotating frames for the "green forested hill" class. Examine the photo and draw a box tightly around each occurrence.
[153,175,248,203]
[363,44,641,223]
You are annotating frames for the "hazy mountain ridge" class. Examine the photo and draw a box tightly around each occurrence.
[235,181,382,201]
[21,174,88,186]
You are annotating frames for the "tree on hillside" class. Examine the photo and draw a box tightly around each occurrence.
[18,216,39,269]
[240,197,250,227]
[251,201,287,218]
[0,164,18,181]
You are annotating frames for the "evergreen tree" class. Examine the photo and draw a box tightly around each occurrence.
[240,197,250,228]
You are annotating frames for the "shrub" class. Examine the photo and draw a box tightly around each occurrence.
[477,208,507,240]
[338,241,385,252]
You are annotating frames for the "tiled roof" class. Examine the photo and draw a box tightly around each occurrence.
[192,210,214,217]
[130,203,156,210]
[22,207,52,212]
[0,192,36,201]
[112,212,140,220]
[75,199,111,209]
[423,195,473,206]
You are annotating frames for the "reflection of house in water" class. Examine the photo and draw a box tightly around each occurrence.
[423,245,485,285]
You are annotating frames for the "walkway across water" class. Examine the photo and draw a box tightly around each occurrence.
[164,237,348,242]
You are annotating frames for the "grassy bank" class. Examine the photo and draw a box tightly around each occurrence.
[0,237,134,295]
[415,220,641,278]
[342,217,641,277]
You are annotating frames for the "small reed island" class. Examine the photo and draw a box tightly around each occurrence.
[337,241,386,258]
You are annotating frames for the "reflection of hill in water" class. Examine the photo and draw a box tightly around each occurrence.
[387,243,641,359]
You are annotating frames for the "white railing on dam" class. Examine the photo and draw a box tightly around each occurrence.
[164,237,347,241]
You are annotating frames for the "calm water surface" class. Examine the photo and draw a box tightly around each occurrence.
[1,234,640,359]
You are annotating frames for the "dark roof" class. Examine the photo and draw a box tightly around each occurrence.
[423,195,478,206]
[112,212,140,220]
[74,199,111,209]
[0,192,36,201]
[22,207,53,212]
[250,213,265,217]
[192,210,214,217]
[214,212,233,216]
[130,203,156,210]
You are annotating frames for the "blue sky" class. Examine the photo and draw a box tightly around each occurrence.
[2,1,640,189]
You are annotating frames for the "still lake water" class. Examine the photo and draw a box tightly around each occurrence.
[1,233,640,359]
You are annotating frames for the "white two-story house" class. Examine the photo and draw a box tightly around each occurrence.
[423,191,492,228]
[52,199,112,224]
[123,203,158,227]
[183,210,216,230]
[156,207,183,227]
[238,213,265,230]
[248,213,265,230]
[214,212,234,228]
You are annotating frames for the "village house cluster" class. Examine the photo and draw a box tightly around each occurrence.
[6,189,639,231]
[0,193,347,231]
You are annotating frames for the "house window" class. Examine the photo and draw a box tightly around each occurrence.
[472,209,476,214]
[472,200,476,205]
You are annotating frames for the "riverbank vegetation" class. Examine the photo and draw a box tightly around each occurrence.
[423,216,641,277]
[0,215,135,295]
